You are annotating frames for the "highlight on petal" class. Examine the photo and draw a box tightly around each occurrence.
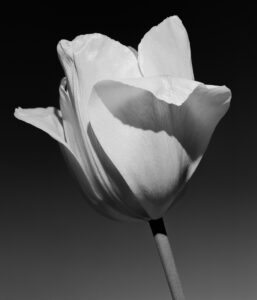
[57,33,142,163]
[88,77,231,219]
[59,78,149,221]
[14,106,66,146]
[138,16,194,79]
[57,33,141,108]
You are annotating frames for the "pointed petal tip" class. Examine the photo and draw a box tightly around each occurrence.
[154,15,185,32]
[165,15,182,23]
[221,85,232,99]
[14,107,63,121]
[57,39,71,52]
[222,85,232,95]
[138,14,193,79]
[14,107,26,119]
[207,84,232,106]
[13,107,66,147]
[225,87,232,103]
[171,15,184,24]
[57,39,74,64]
[14,106,21,114]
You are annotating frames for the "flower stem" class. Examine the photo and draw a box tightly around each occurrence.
[149,218,185,300]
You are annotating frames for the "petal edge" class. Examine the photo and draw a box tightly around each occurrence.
[138,16,194,79]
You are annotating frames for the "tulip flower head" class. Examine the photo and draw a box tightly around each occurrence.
[14,16,231,221]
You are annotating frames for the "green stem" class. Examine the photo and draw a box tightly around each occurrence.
[149,218,185,300]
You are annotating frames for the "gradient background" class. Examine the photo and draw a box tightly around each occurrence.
[1,3,257,300]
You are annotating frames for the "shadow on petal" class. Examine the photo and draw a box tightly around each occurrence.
[87,123,150,220]
[59,144,134,221]
[88,120,188,219]
[95,81,230,162]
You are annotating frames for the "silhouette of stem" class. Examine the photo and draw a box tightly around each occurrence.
[149,218,185,300]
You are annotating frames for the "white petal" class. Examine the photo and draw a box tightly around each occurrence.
[13,106,92,190]
[88,78,231,218]
[60,144,140,221]
[57,35,152,220]
[128,46,138,58]
[88,80,189,219]
[14,106,66,146]
[59,78,149,221]
[179,84,231,177]
[57,34,141,126]
[116,76,200,105]
[59,78,98,196]
[138,16,194,79]
[57,35,143,211]
[59,78,88,166]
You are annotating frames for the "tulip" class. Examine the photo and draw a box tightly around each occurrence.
[14,16,231,300]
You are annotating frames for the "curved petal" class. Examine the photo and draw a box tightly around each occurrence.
[60,144,141,222]
[117,77,231,162]
[59,77,91,169]
[138,16,194,79]
[59,78,149,221]
[116,76,200,105]
[57,34,152,221]
[57,33,141,126]
[59,77,100,199]
[88,77,231,219]
[178,84,231,170]
[14,106,66,146]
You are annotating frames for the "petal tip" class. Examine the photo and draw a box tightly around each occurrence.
[214,85,232,104]
[57,39,73,59]
[169,15,182,22]
[162,15,185,30]
[57,34,107,58]
[222,85,232,94]
[14,107,24,119]
[138,14,193,79]
[223,86,232,105]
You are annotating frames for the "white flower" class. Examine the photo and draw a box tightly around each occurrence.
[14,16,231,221]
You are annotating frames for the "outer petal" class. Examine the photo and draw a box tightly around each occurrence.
[60,144,143,221]
[138,16,194,79]
[57,35,152,221]
[57,33,141,126]
[88,77,231,219]
[14,106,66,146]
[59,78,100,202]
[59,78,149,221]
[59,78,91,171]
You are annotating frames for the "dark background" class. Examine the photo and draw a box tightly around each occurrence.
[1,3,257,300]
